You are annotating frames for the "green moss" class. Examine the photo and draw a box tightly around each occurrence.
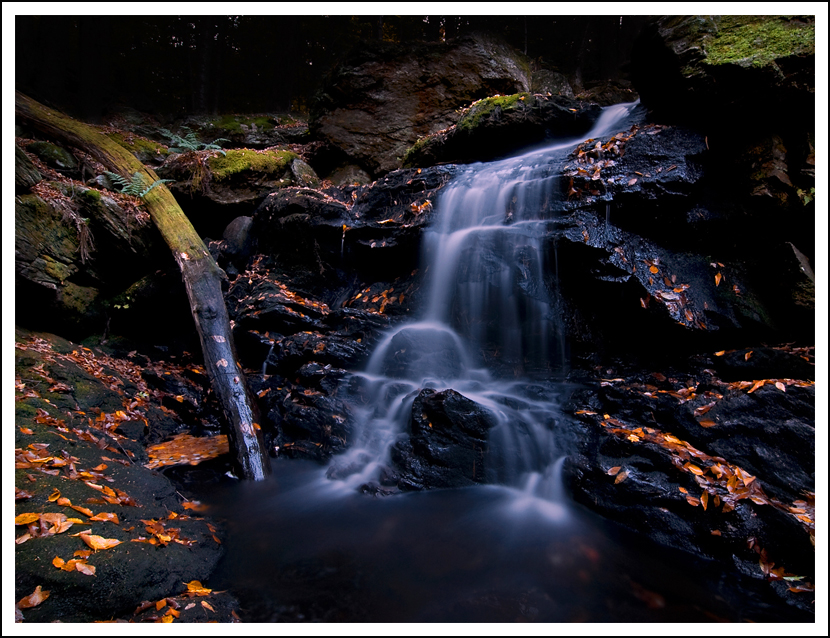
[26,141,78,169]
[106,132,169,157]
[80,187,101,202]
[457,93,533,131]
[706,16,815,67]
[211,114,277,132]
[402,135,437,167]
[207,148,297,182]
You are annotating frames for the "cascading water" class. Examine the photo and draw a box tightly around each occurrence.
[326,101,641,501]
[206,99,807,622]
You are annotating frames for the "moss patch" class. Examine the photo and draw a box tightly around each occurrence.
[706,16,815,67]
[106,131,169,158]
[211,114,277,132]
[207,148,297,182]
[457,93,533,131]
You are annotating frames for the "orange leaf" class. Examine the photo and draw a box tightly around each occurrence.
[48,489,61,502]
[748,379,765,393]
[184,580,212,596]
[649,265,659,274]
[697,419,717,428]
[80,533,122,551]
[75,561,96,576]
[614,470,629,484]
[70,505,94,517]
[685,495,700,507]
[52,556,66,569]
[156,599,167,611]
[57,497,72,506]
[714,350,725,356]
[711,529,722,536]
[701,491,709,510]
[744,350,753,361]
[15,513,40,525]
[678,487,688,494]
[19,427,34,435]
[161,615,174,623]
[606,466,622,476]
[774,381,786,392]
[89,512,120,524]
[715,272,722,286]
[17,586,50,609]
[201,601,215,612]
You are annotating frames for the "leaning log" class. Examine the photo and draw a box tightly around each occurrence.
[15,91,270,480]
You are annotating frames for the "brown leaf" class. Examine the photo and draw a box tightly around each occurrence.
[685,495,700,507]
[697,419,717,428]
[748,379,765,393]
[89,512,120,524]
[74,561,96,576]
[17,586,50,609]
[201,601,215,612]
[744,350,753,361]
[614,470,629,484]
[606,466,622,476]
[70,505,94,517]
[57,497,72,506]
[701,490,709,510]
[628,178,638,185]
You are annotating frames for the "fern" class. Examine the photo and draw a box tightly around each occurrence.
[159,127,229,155]
[104,171,173,198]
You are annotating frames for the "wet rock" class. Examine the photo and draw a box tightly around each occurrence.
[391,388,496,490]
[13,329,230,623]
[402,94,603,168]
[290,158,321,188]
[531,69,574,98]
[310,33,531,176]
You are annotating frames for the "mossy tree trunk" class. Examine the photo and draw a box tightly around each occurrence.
[15,91,270,480]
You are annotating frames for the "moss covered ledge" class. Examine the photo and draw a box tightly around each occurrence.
[207,148,298,182]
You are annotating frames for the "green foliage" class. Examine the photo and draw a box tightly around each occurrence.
[159,127,229,155]
[103,171,173,198]
[457,93,533,131]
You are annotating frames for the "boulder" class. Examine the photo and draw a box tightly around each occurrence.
[310,33,532,176]
[391,388,496,490]
[15,184,164,338]
[631,15,815,129]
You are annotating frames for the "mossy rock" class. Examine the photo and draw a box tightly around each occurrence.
[704,15,815,68]
[457,93,534,132]
[25,141,78,171]
[210,114,278,133]
[207,148,298,182]
[105,131,170,165]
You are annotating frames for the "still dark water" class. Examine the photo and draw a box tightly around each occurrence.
[202,459,805,624]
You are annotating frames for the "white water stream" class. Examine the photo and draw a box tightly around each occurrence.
[324,101,641,503]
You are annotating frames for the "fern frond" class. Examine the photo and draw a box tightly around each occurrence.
[139,179,174,198]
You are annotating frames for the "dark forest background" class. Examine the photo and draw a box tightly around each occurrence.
[16,15,651,120]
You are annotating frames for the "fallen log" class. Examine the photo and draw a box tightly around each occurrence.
[15,91,270,480]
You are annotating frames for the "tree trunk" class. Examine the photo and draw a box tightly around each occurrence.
[15,91,271,480]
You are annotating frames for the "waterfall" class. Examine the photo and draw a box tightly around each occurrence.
[328,100,641,497]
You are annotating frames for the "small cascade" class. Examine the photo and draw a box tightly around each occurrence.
[329,100,641,498]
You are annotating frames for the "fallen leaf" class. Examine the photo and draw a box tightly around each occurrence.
[17,586,50,609]
[15,513,41,525]
[201,601,215,612]
[607,466,622,476]
[615,470,629,484]
[57,497,72,506]
[698,419,717,428]
[686,495,700,507]
[80,533,122,551]
[775,381,786,392]
[184,580,212,596]
[75,561,96,576]
[715,272,722,286]
[156,599,167,611]
[711,530,722,536]
[744,350,753,361]
[19,427,34,435]
[89,512,120,524]
[701,491,709,510]
[714,350,725,356]
[52,556,65,569]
